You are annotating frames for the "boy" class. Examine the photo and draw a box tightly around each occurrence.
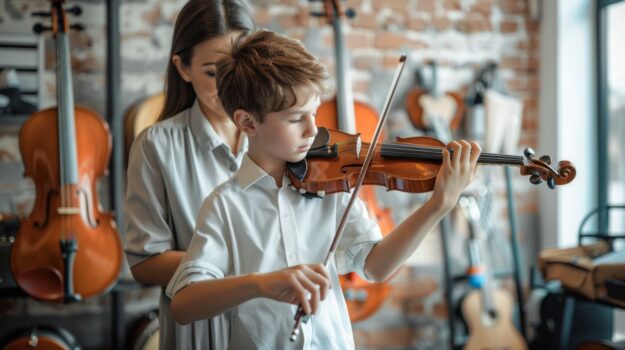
[166,30,480,349]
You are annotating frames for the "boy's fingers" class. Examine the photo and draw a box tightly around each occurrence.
[459,140,472,169]
[441,148,451,170]
[298,274,320,315]
[470,141,481,173]
[293,279,311,315]
[448,141,461,169]
[470,141,481,162]
[303,265,329,300]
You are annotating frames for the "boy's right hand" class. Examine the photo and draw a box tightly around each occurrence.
[256,264,330,316]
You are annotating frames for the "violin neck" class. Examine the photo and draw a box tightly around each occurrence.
[380,143,525,167]
[54,4,79,187]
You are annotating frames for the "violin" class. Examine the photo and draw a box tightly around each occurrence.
[311,0,392,322]
[11,0,122,302]
[287,127,576,195]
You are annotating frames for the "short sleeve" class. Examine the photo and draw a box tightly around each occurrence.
[334,193,383,281]
[124,130,174,267]
[166,194,231,298]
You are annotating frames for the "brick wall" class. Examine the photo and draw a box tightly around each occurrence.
[0,0,541,348]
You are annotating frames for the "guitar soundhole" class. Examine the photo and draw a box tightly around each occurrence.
[488,309,498,320]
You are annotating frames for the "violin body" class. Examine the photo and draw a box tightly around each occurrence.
[289,128,445,195]
[12,106,122,301]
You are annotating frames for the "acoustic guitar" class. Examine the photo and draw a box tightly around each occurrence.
[459,195,527,350]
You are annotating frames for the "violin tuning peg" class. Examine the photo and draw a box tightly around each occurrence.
[290,185,297,191]
[31,11,51,17]
[530,175,542,185]
[547,177,556,189]
[299,188,307,194]
[316,190,326,198]
[66,5,83,16]
[524,147,535,159]
[33,23,52,34]
[539,155,552,165]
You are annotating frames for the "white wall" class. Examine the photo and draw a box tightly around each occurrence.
[539,0,597,248]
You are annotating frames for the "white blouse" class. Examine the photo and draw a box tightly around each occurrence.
[125,100,247,350]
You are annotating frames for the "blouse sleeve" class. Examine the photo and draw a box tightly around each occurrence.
[124,130,174,267]
[166,194,231,298]
[334,193,383,282]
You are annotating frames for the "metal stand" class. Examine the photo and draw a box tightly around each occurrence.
[441,165,527,349]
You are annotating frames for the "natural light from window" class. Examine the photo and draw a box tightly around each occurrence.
[607,2,625,205]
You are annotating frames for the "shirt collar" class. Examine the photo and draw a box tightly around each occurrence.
[236,153,282,191]
[189,100,223,151]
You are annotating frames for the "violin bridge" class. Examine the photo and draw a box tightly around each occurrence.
[57,207,81,215]
[356,136,362,159]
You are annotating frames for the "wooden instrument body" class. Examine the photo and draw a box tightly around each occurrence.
[313,0,394,322]
[462,288,527,350]
[13,107,122,301]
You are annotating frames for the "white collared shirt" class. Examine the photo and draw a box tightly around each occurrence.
[125,100,247,350]
[167,154,382,350]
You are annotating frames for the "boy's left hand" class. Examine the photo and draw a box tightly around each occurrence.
[431,140,481,212]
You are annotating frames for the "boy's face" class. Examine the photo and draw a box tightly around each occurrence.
[251,86,320,164]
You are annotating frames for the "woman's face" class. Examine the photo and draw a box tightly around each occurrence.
[173,32,239,121]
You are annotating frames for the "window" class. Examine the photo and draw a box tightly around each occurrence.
[598,0,625,206]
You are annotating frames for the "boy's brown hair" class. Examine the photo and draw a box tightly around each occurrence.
[216,30,328,122]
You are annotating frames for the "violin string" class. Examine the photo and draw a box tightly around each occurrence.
[329,140,524,164]
[338,146,523,164]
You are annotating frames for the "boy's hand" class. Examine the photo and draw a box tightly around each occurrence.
[431,140,481,212]
[257,264,331,315]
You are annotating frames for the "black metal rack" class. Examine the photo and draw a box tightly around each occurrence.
[0,1,132,349]
[441,166,527,349]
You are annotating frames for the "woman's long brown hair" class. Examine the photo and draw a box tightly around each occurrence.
[159,0,255,121]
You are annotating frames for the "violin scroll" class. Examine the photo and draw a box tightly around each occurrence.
[520,147,576,190]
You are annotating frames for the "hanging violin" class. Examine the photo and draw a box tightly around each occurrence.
[11,0,122,302]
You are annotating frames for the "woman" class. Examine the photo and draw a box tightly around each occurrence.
[124,1,255,349]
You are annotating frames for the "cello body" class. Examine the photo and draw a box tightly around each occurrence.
[12,106,122,301]
[10,0,122,302]
[314,0,393,322]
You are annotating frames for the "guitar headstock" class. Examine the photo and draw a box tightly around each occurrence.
[519,148,576,189]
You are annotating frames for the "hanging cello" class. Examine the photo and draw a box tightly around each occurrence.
[311,0,393,322]
[11,0,122,302]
